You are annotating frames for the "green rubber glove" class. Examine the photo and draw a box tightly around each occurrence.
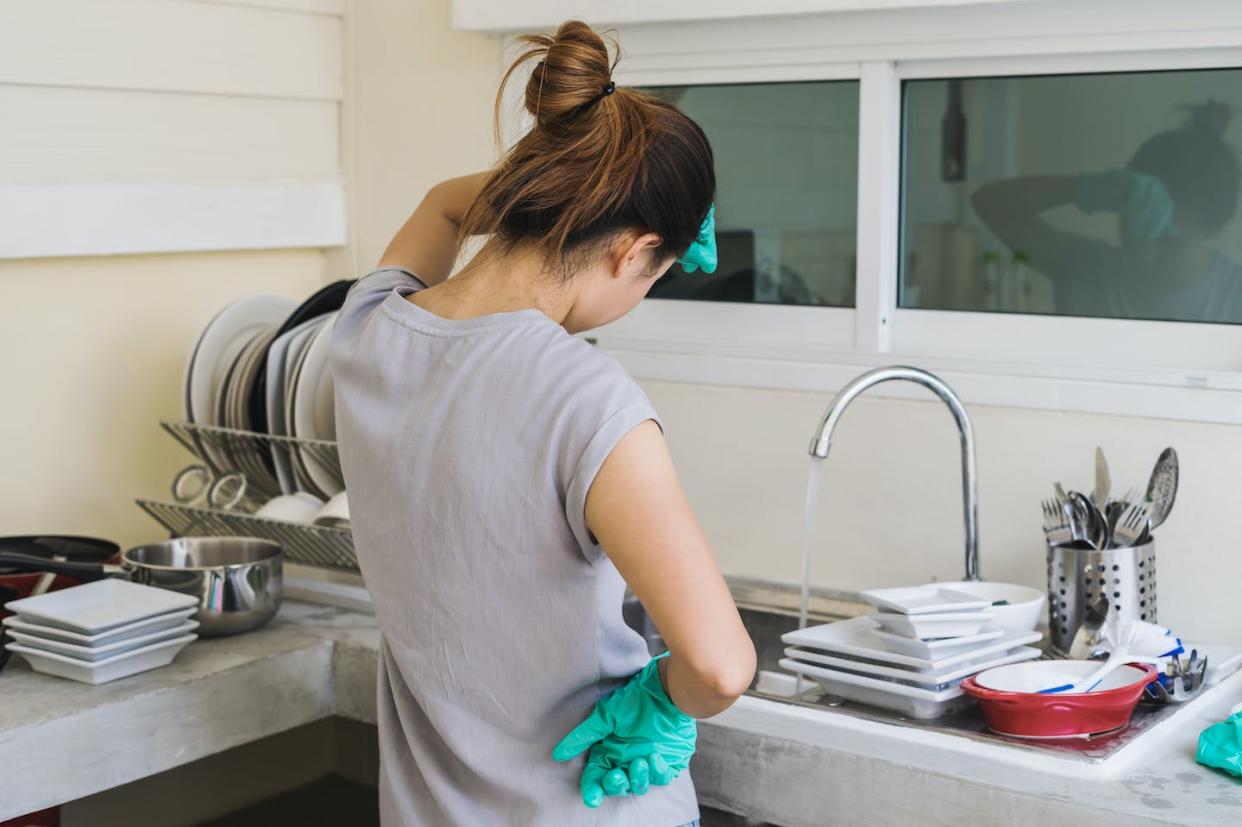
[1073,169,1178,241]
[1197,711,1242,778]
[677,203,718,274]
[552,653,697,808]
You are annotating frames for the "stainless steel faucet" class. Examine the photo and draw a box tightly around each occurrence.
[808,366,980,581]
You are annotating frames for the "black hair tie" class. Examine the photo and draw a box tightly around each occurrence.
[579,80,616,113]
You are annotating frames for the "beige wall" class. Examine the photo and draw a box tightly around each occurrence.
[643,381,1242,646]
[339,0,1242,646]
[8,0,1235,650]
[0,250,326,548]
[344,0,501,272]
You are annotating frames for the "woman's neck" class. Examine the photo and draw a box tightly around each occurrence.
[407,242,579,324]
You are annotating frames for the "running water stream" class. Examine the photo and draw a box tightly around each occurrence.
[795,457,824,694]
[798,457,824,631]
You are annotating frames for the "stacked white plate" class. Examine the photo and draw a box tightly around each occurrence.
[183,295,344,499]
[2,580,199,684]
[779,586,1042,719]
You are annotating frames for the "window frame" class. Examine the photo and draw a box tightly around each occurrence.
[594,63,863,356]
[498,22,1242,425]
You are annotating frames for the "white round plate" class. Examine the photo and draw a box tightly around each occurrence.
[266,316,328,494]
[288,314,342,498]
[282,319,325,494]
[209,328,265,473]
[186,295,295,428]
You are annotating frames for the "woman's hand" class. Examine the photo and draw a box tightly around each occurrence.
[378,171,490,286]
[552,653,696,808]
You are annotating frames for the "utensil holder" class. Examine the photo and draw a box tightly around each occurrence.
[1047,539,1158,656]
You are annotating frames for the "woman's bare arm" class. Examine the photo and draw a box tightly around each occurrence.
[378,172,489,286]
[586,421,756,719]
[971,175,1079,267]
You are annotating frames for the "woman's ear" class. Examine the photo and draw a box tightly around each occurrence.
[611,231,665,279]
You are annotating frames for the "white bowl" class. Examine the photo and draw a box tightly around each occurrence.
[312,490,350,528]
[940,581,1046,634]
[975,659,1147,694]
[255,492,324,524]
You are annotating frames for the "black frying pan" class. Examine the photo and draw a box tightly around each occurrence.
[0,535,120,570]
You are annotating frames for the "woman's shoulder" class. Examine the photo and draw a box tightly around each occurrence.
[529,330,654,419]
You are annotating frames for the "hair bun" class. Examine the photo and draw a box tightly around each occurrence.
[513,20,619,127]
[1182,99,1231,139]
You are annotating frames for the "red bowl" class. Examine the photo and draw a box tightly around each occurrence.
[961,663,1158,738]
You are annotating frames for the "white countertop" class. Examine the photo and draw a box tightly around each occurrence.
[2,601,1239,825]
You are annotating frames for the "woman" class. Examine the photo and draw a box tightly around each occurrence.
[972,100,1242,323]
[330,20,756,827]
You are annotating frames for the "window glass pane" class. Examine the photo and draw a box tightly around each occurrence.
[901,69,1242,324]
[640,81,859,307]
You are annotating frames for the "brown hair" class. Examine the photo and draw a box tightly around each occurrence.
[1128,99,1238,233]
[456,20,716,277]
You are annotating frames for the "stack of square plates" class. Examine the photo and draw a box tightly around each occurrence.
[779,585,1042,719]
[2,580,199,685]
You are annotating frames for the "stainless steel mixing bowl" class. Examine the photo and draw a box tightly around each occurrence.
[122,537,283,636]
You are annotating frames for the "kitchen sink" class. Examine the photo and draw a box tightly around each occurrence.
[625,577,1189,766]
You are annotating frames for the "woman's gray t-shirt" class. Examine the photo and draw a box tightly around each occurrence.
[330,268,699,826]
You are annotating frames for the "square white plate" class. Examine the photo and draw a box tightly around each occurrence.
[782,616,1042,671]
[872,625,1005,659]
[778,657,973,719]
[861,585,994,615]
[5,580,198,634]
[7,620,199,662]
[3,607,197,646]
[872,610,994,640]
[5,634,197,685]
[784,644,1043,688]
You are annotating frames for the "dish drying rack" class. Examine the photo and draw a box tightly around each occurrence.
[136,420,359,572]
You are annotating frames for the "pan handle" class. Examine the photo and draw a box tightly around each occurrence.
[0,553,126,582]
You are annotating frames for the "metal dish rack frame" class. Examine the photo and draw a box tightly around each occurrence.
[137,420,359,572]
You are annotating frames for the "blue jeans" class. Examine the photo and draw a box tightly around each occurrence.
[677,822,700,827]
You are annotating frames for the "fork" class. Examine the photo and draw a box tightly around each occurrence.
[1110,497,1150,548]
[1042,497,1072,545]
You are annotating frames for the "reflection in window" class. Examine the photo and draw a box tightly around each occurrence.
[641,81,859,307]
[901,70,1242,324]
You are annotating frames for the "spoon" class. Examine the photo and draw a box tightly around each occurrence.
[1071,491,1108,550]
[1144,447,1179,533]
[1060,652,1162,694]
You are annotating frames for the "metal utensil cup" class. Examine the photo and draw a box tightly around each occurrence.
[1047,539,1158,656]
